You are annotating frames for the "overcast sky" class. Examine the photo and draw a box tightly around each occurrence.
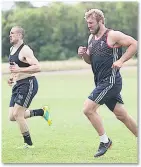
[1,0,80,11]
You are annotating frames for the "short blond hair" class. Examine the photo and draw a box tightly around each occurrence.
[12,26,25,39]
[84,9,105,24]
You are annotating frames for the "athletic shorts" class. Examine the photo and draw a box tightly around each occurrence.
[9,76,38,108]
[88,78,124,111]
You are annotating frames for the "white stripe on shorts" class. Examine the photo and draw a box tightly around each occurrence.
[23,79,33,108]
[95,84,113,103]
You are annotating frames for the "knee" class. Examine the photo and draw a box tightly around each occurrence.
[9,115,15,121]
[114,109,128,122]
[83,106,92,116]
[13,110,20,120]
[83,104,96,116]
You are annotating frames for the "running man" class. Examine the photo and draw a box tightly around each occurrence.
[8,26,52,148]
[78,9,137,157]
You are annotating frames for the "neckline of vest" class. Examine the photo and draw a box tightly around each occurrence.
[10,43,24,56]
[94,29,109,41]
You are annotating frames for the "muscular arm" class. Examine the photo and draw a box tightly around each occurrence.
[19,46,41,73]
[110,31,137,63]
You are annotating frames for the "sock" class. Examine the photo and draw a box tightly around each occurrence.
[22,131,33,145]
[100,133,109,143]
[30,109,44,117]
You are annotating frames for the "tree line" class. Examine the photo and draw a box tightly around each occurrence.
[2,1,138,62]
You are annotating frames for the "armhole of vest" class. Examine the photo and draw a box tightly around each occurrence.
[106,30,122,49]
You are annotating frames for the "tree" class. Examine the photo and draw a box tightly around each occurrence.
[2,1,138,61]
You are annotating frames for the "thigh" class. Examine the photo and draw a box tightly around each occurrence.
[84,98,100,111]
[113,103,127,118]
[13,103,27,117]
[88,81,122,107]
[105,93,124,111]
[9,107,15,120]
[88,82,114,105]
[15,78,38,108]
[9,85,18,107]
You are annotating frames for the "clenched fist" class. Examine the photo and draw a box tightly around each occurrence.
[78,46,87,57]
[7,78,14,86]
[112,59,123,69]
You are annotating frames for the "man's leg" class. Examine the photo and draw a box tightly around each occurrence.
[113,103,138,137]
[9,106,52,125]
[83,98,112,157]
[83,99,104,135]
[9,107,15,121]
[13,103,33,146]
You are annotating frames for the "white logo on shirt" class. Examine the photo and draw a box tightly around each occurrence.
[100,41,104,47]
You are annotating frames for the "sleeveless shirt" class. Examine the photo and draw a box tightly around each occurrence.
[9,43,30,67]
[88,29,122,84]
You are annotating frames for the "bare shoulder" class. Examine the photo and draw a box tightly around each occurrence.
[21,45,33,54]
[108,30,134,40]
[108,30,125,39]
[22,45,33,51]
[19,45,34,60]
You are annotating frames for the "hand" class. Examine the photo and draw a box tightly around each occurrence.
[112,59,123,69]
[7,78,14,86]
[78,46,87,57]
[9,62,21,73]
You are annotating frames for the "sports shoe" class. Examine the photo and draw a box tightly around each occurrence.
[17,143,35,149]
[94,138,112,157]
[42,105,52,126]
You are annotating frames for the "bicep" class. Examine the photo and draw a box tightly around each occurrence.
[113,31,137,47]
[23,48,39,65]
[26,54,39,65]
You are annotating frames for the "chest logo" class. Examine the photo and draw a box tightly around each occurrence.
[100,41,104,47]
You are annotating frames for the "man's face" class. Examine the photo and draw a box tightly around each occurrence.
[9,28,21,44]
[86,15,100,35]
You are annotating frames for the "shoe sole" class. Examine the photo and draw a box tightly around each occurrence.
[17,145,35,149]
[42,106,52,125]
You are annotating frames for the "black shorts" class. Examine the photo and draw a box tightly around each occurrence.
[9,76,38,108]
[88,79,124,111]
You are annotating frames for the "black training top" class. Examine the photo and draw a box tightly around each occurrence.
[88,29,122,84]
[9,43,30,67]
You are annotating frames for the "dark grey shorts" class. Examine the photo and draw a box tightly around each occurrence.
[9,76,38,108]
[88,80,124,111]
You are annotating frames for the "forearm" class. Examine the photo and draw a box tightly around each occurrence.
[20,64,41,73]
[120,43,137,63]
[82,54,91,64]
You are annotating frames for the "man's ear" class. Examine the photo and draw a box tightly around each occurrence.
[99,20,103,24]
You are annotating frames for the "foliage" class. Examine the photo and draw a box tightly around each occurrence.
[2,1,138,61]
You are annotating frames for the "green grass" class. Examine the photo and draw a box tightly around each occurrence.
[2,68,138,163]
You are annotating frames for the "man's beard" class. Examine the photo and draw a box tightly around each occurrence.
[92,24,100,35]
[10,39,18,45]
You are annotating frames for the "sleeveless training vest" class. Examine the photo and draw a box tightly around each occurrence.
[9,43,30,67]
[88,29,122,84]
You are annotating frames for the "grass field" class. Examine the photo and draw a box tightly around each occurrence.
[2,67,138,163]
